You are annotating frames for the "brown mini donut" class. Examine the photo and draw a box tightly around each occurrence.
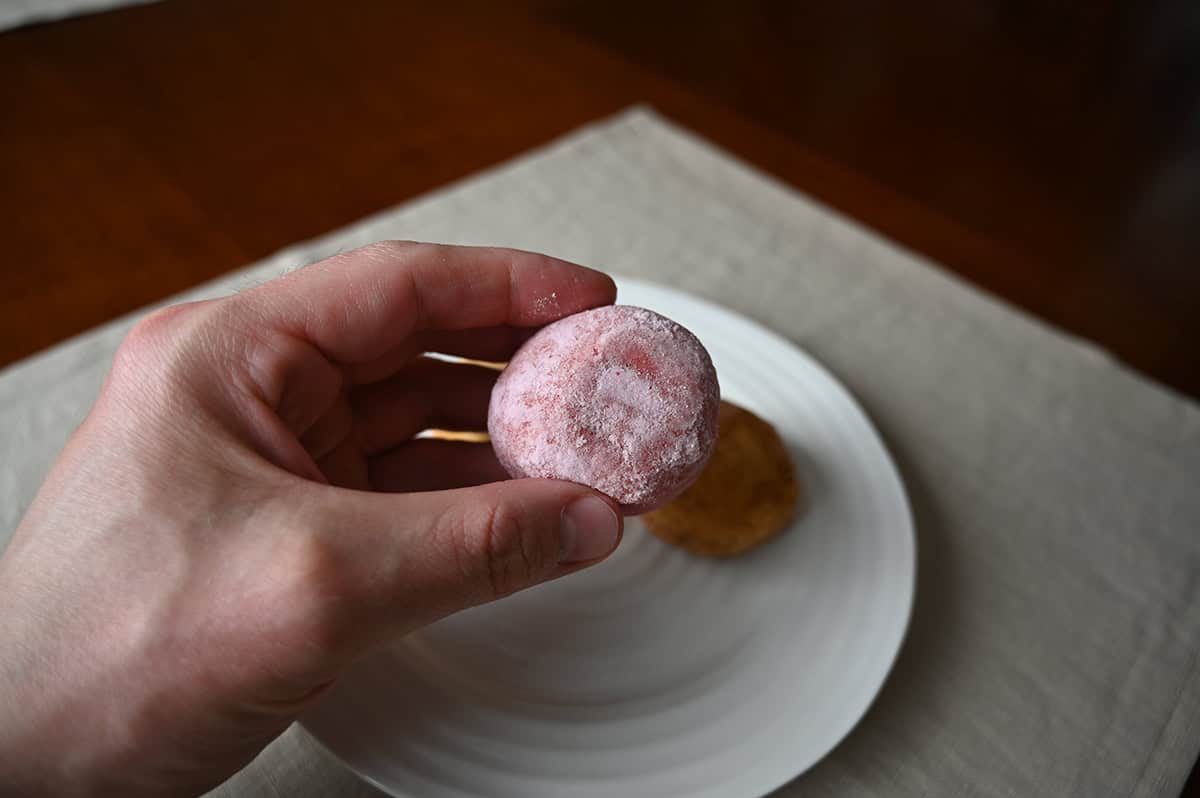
[642,400,799,556]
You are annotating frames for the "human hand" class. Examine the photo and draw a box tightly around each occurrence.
[0,242,623,796]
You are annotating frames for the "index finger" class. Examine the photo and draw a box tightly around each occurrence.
[236,241,617,364]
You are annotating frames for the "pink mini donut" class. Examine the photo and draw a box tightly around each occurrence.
[488,305,720,514]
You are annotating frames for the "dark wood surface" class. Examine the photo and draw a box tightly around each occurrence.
[3,0,1199,398]
[2,0,1198,793]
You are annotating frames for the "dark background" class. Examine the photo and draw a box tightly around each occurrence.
[3,0,1198,398]
[2,1,1198,791]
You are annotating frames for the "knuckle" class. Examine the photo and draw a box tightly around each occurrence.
[107,308,192,407]
[358,239,418,262]
[117,307,181,362]
[467,503,549,600]
[112,302,210,383]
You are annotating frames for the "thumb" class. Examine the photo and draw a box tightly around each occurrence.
[313,479,623,635]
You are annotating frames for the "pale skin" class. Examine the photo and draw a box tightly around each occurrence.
[0,242,624,796]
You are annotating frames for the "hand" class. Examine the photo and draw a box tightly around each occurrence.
[0,242,624,796]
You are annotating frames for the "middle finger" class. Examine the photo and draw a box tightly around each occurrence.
[353,357,499,456]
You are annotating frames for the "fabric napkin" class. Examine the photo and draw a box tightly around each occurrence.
[0,0,158,33]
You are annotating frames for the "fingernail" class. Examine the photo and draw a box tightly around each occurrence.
[560,496,621,563]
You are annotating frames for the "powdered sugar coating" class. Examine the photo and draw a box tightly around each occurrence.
[488,305,720,513]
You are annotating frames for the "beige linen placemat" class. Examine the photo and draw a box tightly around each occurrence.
[2,108,1197,798]
[0,0,158,32]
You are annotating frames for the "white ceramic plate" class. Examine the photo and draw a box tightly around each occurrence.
[300,278,915,798]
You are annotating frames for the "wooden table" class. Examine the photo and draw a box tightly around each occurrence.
[3,0,1199,399]
[2,1,1198,792]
